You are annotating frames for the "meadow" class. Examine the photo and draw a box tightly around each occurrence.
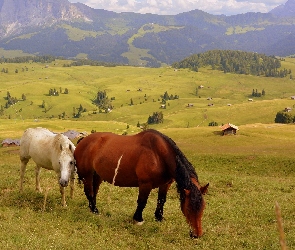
[0,59,295,249]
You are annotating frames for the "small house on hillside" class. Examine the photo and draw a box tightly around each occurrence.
[221,123,239,135]
[1,138,20,147]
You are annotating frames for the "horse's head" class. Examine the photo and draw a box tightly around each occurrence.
[181,182,209,238]
[56,135,76,187]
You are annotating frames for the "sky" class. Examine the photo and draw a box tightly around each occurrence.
[68,0,287,16]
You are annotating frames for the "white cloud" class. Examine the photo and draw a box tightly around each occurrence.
[69,0,286,16]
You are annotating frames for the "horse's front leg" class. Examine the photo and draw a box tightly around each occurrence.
[133,183,152,225]
[155,181,173,222]
[60,186,66,207]
[57,173,67,207]
[70,171,75,199]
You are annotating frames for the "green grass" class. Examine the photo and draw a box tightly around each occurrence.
[1,61,295,249]
[1,125,295,249]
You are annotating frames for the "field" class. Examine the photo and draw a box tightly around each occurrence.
[0,59,295,249]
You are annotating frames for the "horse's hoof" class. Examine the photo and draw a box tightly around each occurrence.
[133,220,144,226]
[190,230,201,239]
[92,208,99,214]
[155,216,164,222]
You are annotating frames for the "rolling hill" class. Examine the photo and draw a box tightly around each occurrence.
[2,57,295,131]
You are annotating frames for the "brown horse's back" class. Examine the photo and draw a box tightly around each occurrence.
[74,131,176,188]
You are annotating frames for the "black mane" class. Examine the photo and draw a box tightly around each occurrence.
[146,129,203,212]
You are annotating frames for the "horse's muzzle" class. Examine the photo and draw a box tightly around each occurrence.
[59,179,69,187]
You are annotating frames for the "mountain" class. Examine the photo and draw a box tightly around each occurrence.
[270,0,295,17]
[0,0,295,66]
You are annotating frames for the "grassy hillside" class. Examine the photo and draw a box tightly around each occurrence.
[0,59,295,249]
[1,58,295,134]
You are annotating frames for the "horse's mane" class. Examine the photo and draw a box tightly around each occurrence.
[145,129,203,212]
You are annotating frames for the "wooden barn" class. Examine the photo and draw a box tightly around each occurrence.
[221,123,239,135]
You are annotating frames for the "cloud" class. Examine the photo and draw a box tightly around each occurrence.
[69,0,285,16]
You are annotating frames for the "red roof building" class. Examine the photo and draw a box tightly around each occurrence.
[221,123,239,135]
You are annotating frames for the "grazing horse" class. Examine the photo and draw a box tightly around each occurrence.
[19,127,76,206]
[74,129,209,238]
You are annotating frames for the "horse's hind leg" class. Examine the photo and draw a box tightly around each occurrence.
[35,165,42,192]
[155,181,173,221]
[19,157,29,191]
[133,183,152,225]
[83,171,102,214]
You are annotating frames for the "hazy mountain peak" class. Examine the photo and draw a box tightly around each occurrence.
[270,0,295,17]
[0,0,91,36]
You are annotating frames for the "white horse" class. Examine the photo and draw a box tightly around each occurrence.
[19,127,76,206]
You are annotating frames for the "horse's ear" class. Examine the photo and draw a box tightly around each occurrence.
[200,183,209,195]
[69,143,74,153]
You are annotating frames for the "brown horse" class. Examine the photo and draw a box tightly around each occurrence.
[74,129,209,238]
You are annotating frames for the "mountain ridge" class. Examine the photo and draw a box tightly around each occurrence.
[0,0,295,66]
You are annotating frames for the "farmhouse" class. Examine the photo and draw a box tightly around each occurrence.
[1,138,20,147]
[221,123,239,135]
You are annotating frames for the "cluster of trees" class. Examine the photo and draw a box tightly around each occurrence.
[93,90,113,112]
[172,50,290,78]
[147,111,164,124]
[48,89,59,96]
[3,92,25,109]
[208,121,218,126]
[161,91,179,102]
[251,89,265,97]
[274,111,295,124]
[48,88,69,96]
[1,67,29,74]
[73,104,87,118]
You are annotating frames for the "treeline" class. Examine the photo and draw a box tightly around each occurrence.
[172,50,290,78]
[0,55,64,64]
[63,59,120,67]
[0,55,122,67]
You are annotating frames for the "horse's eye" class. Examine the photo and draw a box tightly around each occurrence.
[70,161,73,165]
